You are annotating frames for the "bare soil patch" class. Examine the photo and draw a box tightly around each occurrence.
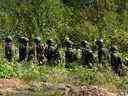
[0,79,118,96]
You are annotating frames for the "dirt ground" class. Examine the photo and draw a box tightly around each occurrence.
[0,79,118,96]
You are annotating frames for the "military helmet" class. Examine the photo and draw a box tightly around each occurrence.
[46,39,54,45]
[5,36,13,42]
[65,37,70,41]
[34,36,41,43]
[20,37,29,43]
[110,45,118,52]
[65,39,73,48]
[81,40,88,47]
[68,40,73,45]
[96,38,104,45]
[98,38,103,43]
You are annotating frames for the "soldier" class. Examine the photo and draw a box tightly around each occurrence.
[81,41,95,68]
[110,45,124,76]
[96,38,109,66]
[64,38,77,68]
[18,37,29,61]
[4,36,14,62]
[34,36,44,64]
[44,39,60,66]
[64,38,73,49]
[27,42,35,61]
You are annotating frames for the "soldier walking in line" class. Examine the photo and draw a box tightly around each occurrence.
[81,41,95,68]
[64,38,77,68]
[34,36,45,64]
[44,39,60,66]
[18,37,29,61]
[110,45,124,76]
[96,38,109,66]
[4,36,14,62]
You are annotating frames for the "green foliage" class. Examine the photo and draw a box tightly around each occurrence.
[0,0,128,93]
[0,58,128,92]
[111,29,128,51]
[0,59,17,78]
[0,0,128,49]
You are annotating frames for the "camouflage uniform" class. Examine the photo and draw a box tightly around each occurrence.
[27,42,35,61]
[81,41,95,67]
[4,36,14,62]
[110,45,123,76]
[64,38,77,68]
[19,37,29,61]
[34,36,44,64]
[96,38,109,66]
[44,39,60,66]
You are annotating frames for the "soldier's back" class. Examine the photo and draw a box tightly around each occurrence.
[98,47,109,64]
[65,48,77,63]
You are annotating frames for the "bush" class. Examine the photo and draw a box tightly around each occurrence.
[111,29,128,51]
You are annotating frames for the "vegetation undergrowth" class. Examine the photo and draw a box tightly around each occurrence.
[0,57,128,94]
